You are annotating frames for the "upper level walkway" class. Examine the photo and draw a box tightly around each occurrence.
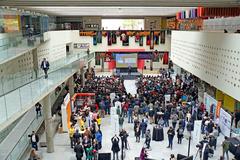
[0,52,94,132]
[0,33,43,65]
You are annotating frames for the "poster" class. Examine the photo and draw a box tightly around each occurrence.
[152,50,160,62]
[192,120,202,145]
[74,43,90,49]
[219,108,232,137]
[165,94,171,104]
[203,92,217,119]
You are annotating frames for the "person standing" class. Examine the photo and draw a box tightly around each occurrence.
[177,126,184,144]
[171,113,178,130]
[95,130,102,150]
[40,58,50,79]
[135,123,141,143]
[28,131,39,151]
[111,135,120,160]
[140,119,148,138]
[167,127,175,150]
[119,114,124,130]
[74,141,84,160]
[69,125,75,148]
[145,129,151,149]
[35,102,42,119]
[73,129,81,147]
[222,136,230,160]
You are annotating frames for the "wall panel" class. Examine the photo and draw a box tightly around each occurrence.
[171,31,240,101]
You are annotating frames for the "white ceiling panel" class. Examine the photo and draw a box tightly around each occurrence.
[22,7,196,16]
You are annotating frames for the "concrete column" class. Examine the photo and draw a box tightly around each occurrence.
[68,76,75,96]
[43,95,54,153]
[88,60,91,70]
[80,68,85,87]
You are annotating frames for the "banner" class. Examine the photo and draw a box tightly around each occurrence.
[97,31,102,43]
[107,31,112,46]
[219,108,232,137]
[73,43,90,49]
[203,92,217,119]
[192,120,202,145]
[160,30,165,44]
[150,31,154,49]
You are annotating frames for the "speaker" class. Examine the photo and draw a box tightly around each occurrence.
[98,153,111,160]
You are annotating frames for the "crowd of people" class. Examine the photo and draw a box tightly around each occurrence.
[69,68,237,160]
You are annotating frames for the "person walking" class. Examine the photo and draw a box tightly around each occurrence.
[28,131,39,151]
[135,123,141,143]
[40,58,50,79]
[35,102,42,119]
[111,135,120,160]
[69,125,75,148]
[74,141,84,160]
[222,136,230,160]
[167,127,175,150]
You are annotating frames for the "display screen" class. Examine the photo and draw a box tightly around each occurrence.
[116,53,137,68]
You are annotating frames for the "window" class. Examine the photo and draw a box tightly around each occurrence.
[102,19,144,30]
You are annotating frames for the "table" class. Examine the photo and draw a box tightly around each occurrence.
[152,127,164,141]
[228,137,240,155]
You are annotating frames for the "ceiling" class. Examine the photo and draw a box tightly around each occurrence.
[1,0,239,17]
[0,0,240,7]
[20,7,196,16]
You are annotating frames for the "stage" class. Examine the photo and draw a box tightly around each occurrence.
[114,67,141,79]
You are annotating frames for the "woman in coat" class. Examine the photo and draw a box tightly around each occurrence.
[111,135,120,160]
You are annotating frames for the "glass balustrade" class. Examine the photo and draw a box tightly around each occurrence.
[0,34,44,63]
[0,52,90,96]
[0,52,94,126]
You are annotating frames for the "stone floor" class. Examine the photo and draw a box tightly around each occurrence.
[39,73,234,160]
[40,115,234,160]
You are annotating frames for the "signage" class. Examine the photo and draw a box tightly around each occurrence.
[74,43,90,49]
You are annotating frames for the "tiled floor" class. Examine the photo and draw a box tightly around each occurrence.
[40,74,234,160]
[40,115,234,160]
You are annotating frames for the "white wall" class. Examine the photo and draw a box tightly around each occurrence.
[37,30,76,66]
[171,31,240,101]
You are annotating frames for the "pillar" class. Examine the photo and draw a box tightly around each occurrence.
[80,68,85,87]
[88,60,91,70]
[68,76,75,96]
[43,95,54,153]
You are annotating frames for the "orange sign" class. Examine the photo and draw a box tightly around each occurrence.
[216,101,222,118]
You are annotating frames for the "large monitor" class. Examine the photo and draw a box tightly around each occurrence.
[115,53,137,68]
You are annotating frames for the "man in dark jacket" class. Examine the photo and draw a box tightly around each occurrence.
[111,135,120,160]
[140,119,147,138]
[73,129,81,146]
[74,141,84,160]
[167,127,175,150]
[40,58,50,79]
[28,131,39,150]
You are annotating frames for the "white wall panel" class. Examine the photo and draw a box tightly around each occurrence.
[171,31,240,101]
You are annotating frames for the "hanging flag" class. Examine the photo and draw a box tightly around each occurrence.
[150,31,154,49]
